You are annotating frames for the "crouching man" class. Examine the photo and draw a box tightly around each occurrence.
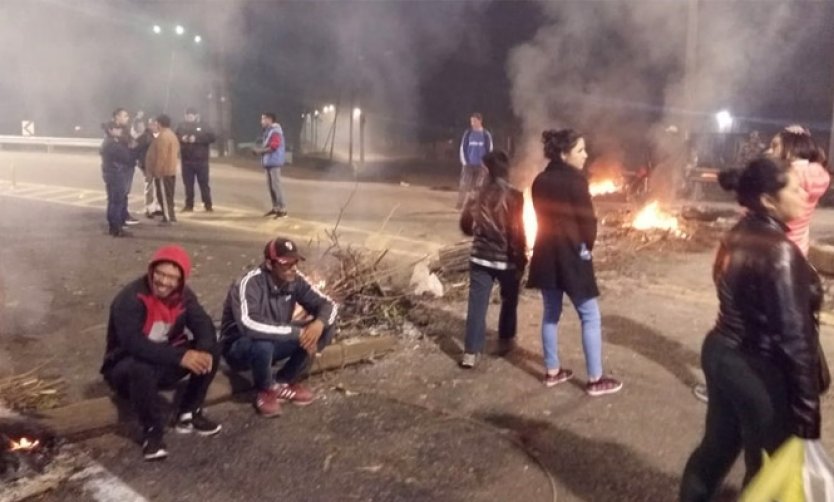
[221,237,338,417]
[100,245,221,461]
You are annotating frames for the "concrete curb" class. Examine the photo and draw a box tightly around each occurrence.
[36,336,397,437]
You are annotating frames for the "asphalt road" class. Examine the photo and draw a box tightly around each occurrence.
[0,151,464,258]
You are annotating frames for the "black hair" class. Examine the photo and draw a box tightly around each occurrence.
[482,150,509,180]
[775,129,826,165]
[112,107,127,118]
[718,156,791,213]
[156,114,172,128]
[542,129,582,161]
[470,112,483,122]
[262,112,277,122]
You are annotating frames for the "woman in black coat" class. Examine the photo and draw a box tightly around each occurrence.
[527,129,622,396]
[680,157,825,501]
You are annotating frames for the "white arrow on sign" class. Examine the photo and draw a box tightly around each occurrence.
[21,120,34,136]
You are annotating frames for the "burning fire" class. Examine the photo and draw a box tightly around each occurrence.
[588,179,622,197]
[632,201,683,236]
[522,189,537,250]
[9,437,40,451]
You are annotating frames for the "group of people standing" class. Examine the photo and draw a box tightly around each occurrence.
[100,107,216,237]
[458,119,834,499]
[458,124,623,397]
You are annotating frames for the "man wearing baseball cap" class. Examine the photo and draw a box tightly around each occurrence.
[221,237,338,417]
[101,245,222,461]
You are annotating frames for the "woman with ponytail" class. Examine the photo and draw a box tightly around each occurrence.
[680,157,825,501]
[527,129,623,396]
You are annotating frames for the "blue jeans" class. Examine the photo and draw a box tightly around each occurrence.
[103,169,128,233]
[223,327,334,390]
[464,263,520,353]
[540,288,603,379]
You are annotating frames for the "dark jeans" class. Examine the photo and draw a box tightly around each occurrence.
[223,326,335,390]
[103,169,128,233]
[464,263,521,354]
[679,334,790,502]
[182,162,212,209]
[154,176,177,222]
[103,349,220,431]
[123,166,135,220]
[457,165,486,208]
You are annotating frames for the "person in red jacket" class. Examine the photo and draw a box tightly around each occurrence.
[100,245,221,461]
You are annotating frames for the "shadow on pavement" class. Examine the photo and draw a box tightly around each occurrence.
[409,301,590,391]
[603,314,702,387]
[480,412,681,501]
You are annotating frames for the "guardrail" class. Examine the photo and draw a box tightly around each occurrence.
[0,135,101,152]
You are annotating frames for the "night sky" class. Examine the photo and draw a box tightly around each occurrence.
[2,0,833,149]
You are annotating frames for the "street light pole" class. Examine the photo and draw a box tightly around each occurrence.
[683,0,699,132]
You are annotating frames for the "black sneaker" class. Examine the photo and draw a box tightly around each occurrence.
[181,206,194,213]
[264,209,278,217]
[273,210,288,219]
[145,211,155,219]
[204,206,213,212]
[142,429,168,461]
[175,409,222,436]
[110,229,133,238]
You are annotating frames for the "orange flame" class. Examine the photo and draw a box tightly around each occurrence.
[9,437,40,451]
[589,179,622,197]
[632,201,683,236]
[522,189,537,251]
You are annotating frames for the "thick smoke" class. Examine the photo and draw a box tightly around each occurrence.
[508,1,829,187]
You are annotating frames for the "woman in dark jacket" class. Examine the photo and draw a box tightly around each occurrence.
[459,150,527,368]
[528,129,622,396]
[680,157,824,501]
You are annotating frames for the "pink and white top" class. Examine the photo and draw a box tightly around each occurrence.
[786,159,830,255]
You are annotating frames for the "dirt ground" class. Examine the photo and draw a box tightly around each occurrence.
[5,176,834,500]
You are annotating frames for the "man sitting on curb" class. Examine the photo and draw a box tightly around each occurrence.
[101,245,221,461]
[221,237,338,417]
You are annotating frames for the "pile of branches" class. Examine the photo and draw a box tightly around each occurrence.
[428,240,471,299]
[0,364,63,412]
[312,212,415,338]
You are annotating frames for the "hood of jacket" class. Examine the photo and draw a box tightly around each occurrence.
[147,245,192,289]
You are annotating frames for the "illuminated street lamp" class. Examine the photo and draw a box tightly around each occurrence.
[175,24,185,36]
[715,109,733,132]
[353,107,362,119]
[152,25,162,34]
[314,109,320,117]
[194,35,202,44]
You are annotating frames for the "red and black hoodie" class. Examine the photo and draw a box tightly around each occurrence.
[100,245,217,375]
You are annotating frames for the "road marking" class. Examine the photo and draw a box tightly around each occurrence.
[69,461,148,502]
[0,180,443,259]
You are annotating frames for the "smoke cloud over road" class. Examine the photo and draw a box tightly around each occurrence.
[507,1,830,180]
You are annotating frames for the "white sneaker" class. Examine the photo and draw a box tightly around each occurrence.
[460,353,477,369]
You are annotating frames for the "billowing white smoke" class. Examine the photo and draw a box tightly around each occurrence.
[508,1,827,183]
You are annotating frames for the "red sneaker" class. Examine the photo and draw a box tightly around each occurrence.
[586,376,623,397]
[255,389,282,417]
[273,383,315,406]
